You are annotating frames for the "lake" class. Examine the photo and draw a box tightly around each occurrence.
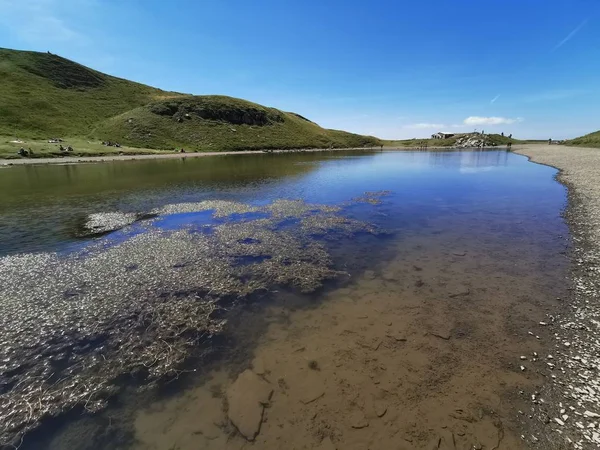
[0,150,569,449]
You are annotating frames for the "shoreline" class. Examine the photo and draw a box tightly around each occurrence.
[0,145,508,166]
[0,147,379,166]
[514,144,600,448]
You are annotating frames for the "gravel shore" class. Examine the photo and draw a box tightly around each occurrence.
[515,144,600,449]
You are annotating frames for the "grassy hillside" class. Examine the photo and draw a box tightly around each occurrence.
[0,48,380,153]
[92,96,380,151]
[0,48,179,138]
[565,131,600,148]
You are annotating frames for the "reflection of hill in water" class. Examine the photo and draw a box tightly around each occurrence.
[0,151,376,255]
[0,152,343,208]
[427,149,509,169]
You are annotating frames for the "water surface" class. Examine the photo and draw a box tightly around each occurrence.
[0,150,568,449]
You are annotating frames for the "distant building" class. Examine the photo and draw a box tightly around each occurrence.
[431,132,455,139]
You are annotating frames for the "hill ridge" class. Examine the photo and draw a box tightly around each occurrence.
[0,48,381,151]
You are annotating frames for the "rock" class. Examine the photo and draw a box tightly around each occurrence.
[226,370,273,441]
[452,251,466,256]
[388,333,407,342]
[350,411,369,429]
[449,288,470,298]
[375,402,388,418]
[300,382,325,404]
[584,411,600,418]
[431,330,451,340]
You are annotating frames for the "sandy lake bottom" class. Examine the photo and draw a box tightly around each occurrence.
[0,150,570,449]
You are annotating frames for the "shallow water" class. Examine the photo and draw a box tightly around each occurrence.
[0,150,569,449]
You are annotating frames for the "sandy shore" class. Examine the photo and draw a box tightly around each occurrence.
[515,144,600,449]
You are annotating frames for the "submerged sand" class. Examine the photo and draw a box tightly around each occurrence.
[133,211,567,449]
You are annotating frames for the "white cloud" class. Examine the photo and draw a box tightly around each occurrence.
[463,116,522,126]
[404,123,446,129]
[490,94,500,104]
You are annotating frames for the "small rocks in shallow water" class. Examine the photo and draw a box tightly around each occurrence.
[520,365,526,371]
[520,356,527,360]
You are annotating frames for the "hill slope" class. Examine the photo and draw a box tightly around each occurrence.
[0,48,177,137]
[0,48,380,151]
[565,131,600,148]
[92,96,380,151]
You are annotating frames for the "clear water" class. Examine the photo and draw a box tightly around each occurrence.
[0,150,564,255]
[0,150,568,450]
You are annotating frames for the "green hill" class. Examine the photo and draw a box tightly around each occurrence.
[92,95,380,151]
[0,48,380,154]
[0,48,175,138]
[565,130,600,148]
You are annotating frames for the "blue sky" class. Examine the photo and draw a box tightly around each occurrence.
[1,0,599,139]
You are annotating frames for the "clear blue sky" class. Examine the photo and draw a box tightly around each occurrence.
[1,0,599,139]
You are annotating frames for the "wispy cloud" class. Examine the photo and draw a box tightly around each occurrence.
[553,19,588,51]
[463,116,523,126]
[0,0,87,45]
[490,94,500,104]
[404,123,446,129]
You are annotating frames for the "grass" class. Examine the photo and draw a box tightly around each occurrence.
[565,131,600,148]
[0,48,380,154]
[92,95,381,152]
[0,135,168,159]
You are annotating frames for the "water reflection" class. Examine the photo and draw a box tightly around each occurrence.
[1,150,569,450]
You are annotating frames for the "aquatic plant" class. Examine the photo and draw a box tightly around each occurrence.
[0,197,389,446]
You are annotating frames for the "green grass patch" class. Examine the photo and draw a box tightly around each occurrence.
[565,131,600,148]
[0,48,380,154]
